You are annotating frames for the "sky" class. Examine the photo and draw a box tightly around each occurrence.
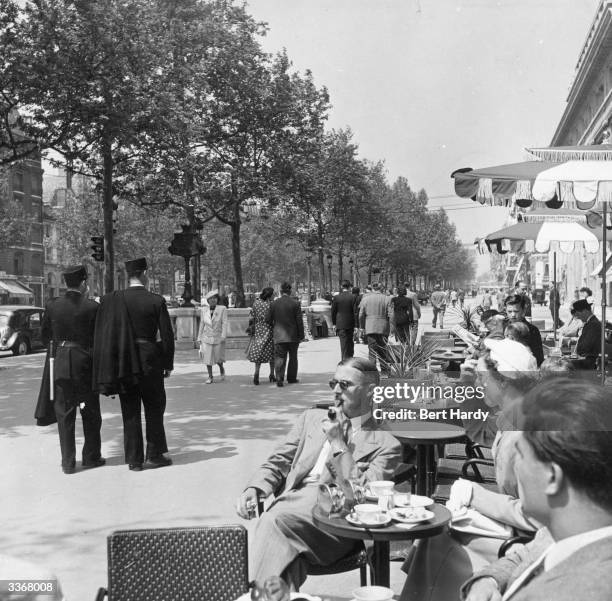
[245,0,599,274]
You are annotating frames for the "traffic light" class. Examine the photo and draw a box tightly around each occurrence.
[90,236,104,262]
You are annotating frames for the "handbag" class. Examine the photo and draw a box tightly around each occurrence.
[245,317,255,337]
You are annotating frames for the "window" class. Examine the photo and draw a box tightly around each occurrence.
[28,312,41,328]
[13,252,24,276]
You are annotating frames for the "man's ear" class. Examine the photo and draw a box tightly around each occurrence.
[545,462,564,496]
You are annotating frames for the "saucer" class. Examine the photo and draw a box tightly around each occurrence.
[390,508,434,524]
[346,512,392,528]
[393,494,434,508]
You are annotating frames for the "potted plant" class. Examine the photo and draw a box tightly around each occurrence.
[371,337,442,409]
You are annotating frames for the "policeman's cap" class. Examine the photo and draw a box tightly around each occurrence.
[125,257,148,274]
[62,265,87,287]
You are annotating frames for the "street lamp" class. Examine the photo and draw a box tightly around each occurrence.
[326,253,333,293]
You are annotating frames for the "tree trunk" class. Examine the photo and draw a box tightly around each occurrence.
[337,251,343,288]
[102,142,115,293]
[318,246,325,296]
[230,205,245,307]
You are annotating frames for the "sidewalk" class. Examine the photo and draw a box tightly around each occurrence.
[1,337,409,601]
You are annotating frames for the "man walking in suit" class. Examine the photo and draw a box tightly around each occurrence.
[331,280,358,360]
[236,357,401,590]
[93,257,175,471]
[266,282,304,387]
[430,283,447,328]
[37,265,103,474]
[461,378,612,601]
[404,282,422,348]
[359,282,391,374]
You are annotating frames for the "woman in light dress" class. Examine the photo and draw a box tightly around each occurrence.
[197,290,228,384]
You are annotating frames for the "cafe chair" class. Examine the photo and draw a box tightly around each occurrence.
[94,526,249,601]
[498,534,535,559]
[255,495,372,587]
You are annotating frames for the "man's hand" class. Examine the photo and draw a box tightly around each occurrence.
[322,415,349,453]
[459,358,478,382]
[163,369,172,378]
[464,577,501,601]
[236,487,259,519]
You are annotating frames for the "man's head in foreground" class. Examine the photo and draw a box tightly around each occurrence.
[515,378,612,538]
[329,357,379,419]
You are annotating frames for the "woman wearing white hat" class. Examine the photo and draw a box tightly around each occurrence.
[197,290,228,384]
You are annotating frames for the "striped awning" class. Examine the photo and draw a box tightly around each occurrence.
[452,159,612,210]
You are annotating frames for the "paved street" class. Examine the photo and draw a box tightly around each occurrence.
[0,300,555,600]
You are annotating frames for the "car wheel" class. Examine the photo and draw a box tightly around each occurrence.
[12,337,30,356]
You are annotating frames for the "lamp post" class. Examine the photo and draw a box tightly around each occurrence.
[326,253,333,295]
[349,257,354,287]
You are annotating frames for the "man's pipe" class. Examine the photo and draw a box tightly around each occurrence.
[49,340,55,402]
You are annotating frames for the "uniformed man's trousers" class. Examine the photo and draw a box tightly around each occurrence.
[54,390,102,470]
[119,372,168,465]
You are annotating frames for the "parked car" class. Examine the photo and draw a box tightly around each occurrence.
[0,305,46,355]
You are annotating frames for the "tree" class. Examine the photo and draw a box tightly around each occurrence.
[1,0,200,292]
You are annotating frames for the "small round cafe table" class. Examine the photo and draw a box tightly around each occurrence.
[394,422,467,496]
[312,503,451,587]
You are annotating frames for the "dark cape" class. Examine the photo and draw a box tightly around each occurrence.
[34,352,57,426]
[92,291,143,395]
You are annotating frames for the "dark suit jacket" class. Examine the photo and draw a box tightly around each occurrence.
[93,287,175,394]
[36,291,99,424]
[266,294,304,343]
[523,319,544,366]
[41,290,98,349]
[576,314,601,362]
[331,291,357,330]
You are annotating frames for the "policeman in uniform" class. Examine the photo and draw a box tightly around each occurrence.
[93,257,174,471]
[39,265,104,474]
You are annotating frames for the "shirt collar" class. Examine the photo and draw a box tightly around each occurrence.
[544,525,612,572]
[350,411,372,434]
[128,283,145,288]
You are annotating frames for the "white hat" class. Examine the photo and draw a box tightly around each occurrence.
[483,338,538,375]
[205,289,219,300]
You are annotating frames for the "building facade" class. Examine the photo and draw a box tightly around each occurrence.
[550,0,612,305]
[0,156,44,305]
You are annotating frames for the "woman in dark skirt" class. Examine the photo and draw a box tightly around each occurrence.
[247,287,275,385]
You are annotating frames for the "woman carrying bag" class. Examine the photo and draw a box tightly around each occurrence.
[197,290,228,384]
[246,287,275,385]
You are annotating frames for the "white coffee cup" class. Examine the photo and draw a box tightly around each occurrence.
[369,480,395,497]
[353,504,381,524]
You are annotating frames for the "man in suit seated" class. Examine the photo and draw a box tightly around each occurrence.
[236,357,401,589]
[570,298,601,370]
[504,294,544,366]
[461,377,612,601]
